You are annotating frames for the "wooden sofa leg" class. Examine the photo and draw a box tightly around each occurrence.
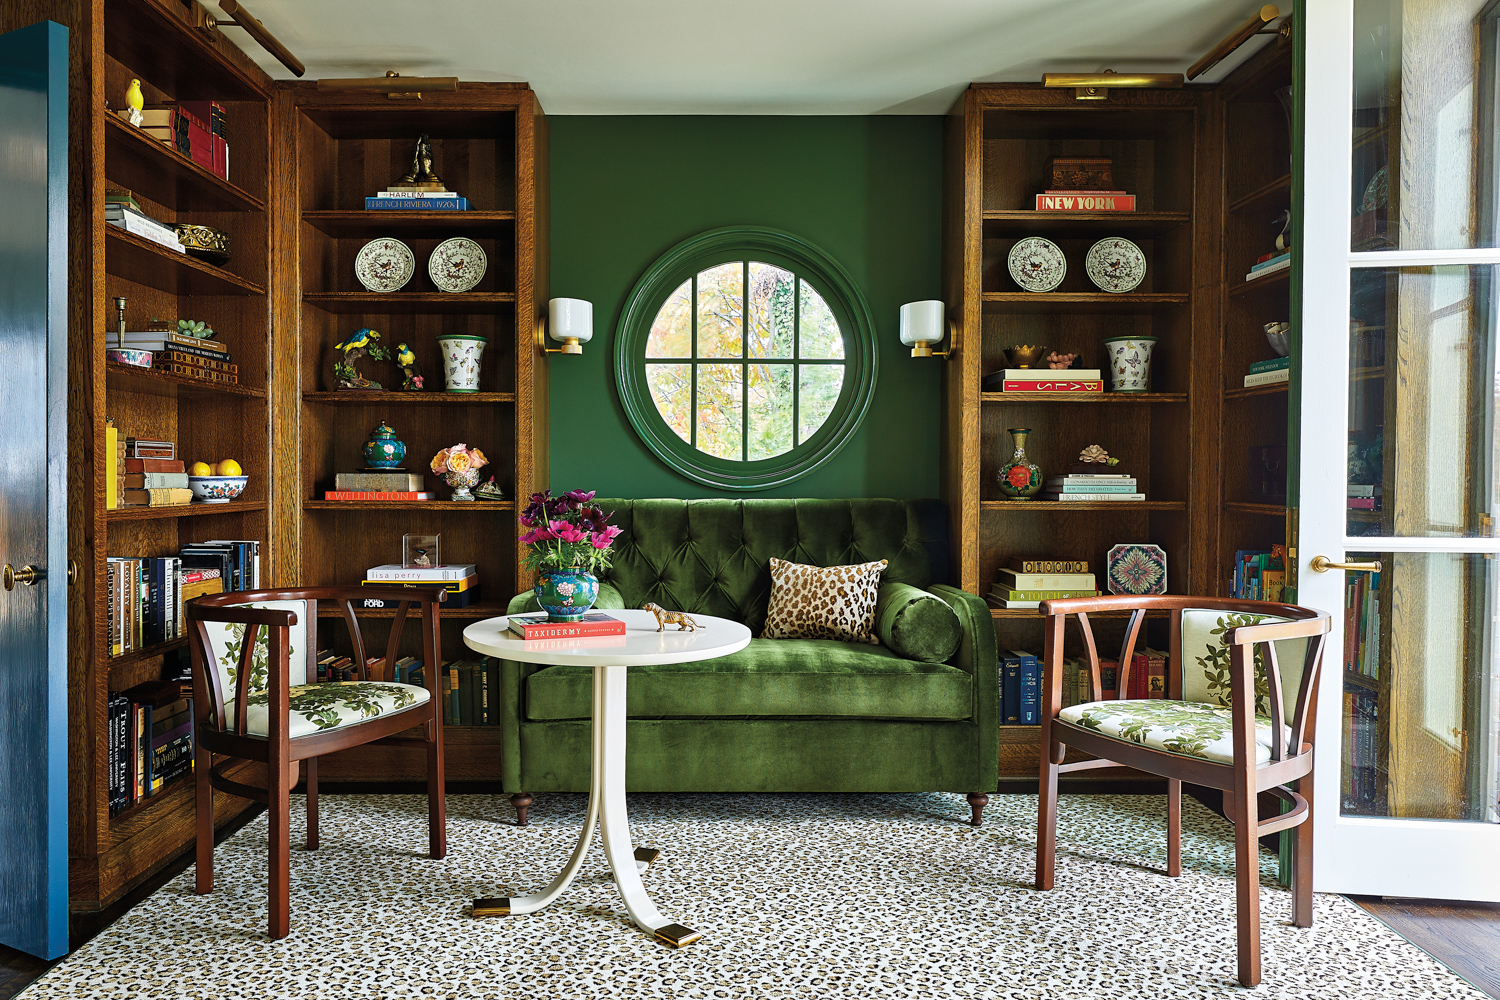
[966,793,989,827]
[511,792,534,827]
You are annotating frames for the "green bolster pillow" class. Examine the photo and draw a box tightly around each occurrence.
[875,582,963,663]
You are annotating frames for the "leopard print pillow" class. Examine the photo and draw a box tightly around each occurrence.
[760,557,889,644]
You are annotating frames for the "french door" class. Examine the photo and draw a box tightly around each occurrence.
[1301,0,1500,899]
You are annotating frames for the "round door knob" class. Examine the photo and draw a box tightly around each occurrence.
[3,564,40,590]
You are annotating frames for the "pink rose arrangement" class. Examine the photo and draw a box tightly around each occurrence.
[518,489,622,572]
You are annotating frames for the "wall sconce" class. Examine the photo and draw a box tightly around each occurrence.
[535,298,593,356]
[900,300,957,359]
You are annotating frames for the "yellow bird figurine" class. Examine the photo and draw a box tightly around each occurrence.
[123,78,144,127]
[395,342,425,392]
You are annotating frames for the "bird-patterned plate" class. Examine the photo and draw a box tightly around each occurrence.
[1085,237,1147,294]
[1006,237,1067,292]
[428,237,487,294]
[354,238,415,293]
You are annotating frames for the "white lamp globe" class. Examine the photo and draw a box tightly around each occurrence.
[548,298,593,354]
[900,300,945,356]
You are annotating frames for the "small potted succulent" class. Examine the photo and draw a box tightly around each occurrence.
[518,490,622,621]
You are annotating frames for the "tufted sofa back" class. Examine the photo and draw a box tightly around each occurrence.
[595,499,951,634]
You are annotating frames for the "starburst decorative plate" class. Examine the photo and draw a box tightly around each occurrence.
[428,237,487,293]
[1107,543,1168,595]
[354,238,415,293]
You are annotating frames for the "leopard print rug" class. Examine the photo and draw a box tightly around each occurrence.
[21,793,1486,998]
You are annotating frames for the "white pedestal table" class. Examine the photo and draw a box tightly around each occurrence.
[461,608,751,947]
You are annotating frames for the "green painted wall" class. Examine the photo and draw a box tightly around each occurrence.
[547,115,943,500]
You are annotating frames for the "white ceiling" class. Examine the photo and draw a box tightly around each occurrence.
[221,0,1281,114]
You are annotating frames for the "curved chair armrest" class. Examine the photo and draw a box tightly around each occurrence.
[187,604,299,627]
[1225,614,1331,645]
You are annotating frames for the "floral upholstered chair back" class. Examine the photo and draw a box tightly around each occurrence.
[200,599,311,724]
[1180,609,1309,721]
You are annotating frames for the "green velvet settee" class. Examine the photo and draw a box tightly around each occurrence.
[498,498,999,825]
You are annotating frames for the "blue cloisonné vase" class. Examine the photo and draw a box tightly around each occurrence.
[535,568,600,622]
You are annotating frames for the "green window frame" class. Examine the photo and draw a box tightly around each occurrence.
[615,226,877,491]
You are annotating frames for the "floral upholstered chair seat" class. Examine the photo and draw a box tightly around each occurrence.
[1057,699,1291,765]
[224,681,430,739]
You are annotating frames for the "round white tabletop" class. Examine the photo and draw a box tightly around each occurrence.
[463,608,751,667]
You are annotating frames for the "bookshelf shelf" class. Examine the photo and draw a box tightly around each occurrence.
[981,291,1188,313]
[300,210,516,237]
[106,500,267,521]
[981,210,1190,236]
[1344,670,1379,692]
[1225,382,1289,399]
[106,362,265,399]
[303,501,515,511]
[1228,172,1291,215]
[108,637,187,667]
[1228,268,1290,297]
[1224,501,1286,517]
[980,500,1187,512]
[301,291,515,314]
[301,391,515,404]
[103,114,266,213]
[981,391,1186,405]
[105,226,266,296]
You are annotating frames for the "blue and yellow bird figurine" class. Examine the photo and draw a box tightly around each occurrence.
[332,328,390,391]
[395,342,425,392]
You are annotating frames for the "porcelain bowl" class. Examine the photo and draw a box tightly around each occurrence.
[187,475,248,503]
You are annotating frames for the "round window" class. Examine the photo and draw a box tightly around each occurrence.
[615,227,877,490]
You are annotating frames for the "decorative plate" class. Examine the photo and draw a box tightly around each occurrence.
[428,237,487,293]
[1085,238,1147,293]
[1107,543,1168,596]
[1007,237,1067,292]
[354,238,415,293]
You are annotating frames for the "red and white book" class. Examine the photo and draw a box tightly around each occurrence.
[1035,192,1136,212]
[507,613,627,640]
[323,490,435,501]
[1002,379,1103,392]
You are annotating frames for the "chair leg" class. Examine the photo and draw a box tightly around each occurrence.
[511,792,534,828]
[1036,756,1061,890]
[1166,778,1182,877]
[427,719,447,859]
[194,741,214,894]
[305,757,319,851]
[269,751,292,940]
[1292,774,1314,928]
[1230,777,1262,987]
[966,793,989,827]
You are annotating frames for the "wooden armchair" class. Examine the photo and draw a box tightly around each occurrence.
[1034,595,1331,987]
[186,586,448,939]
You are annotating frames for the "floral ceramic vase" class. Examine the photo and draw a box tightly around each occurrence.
[535,568,600,622]
[1102,335,1157,393]
[437,334,487,393]
[444,466,480,501]
[361,421,407,469]
[996,427,1043,500]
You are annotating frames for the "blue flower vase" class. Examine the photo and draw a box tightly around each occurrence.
[535,568,600,622]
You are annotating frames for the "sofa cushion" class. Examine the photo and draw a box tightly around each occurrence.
[875,582,963,662]
[761,557,887,644]
[524,638,973,721]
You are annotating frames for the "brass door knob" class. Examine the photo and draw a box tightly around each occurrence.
[1309,555,1382,573]
[3,564,40,590]
[67,560,78,586]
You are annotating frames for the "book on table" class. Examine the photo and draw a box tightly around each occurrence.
[506,612,627,640]
[996,568,1096,591]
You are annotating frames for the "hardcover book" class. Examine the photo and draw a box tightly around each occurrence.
[1034,193,1136,211]
[323,491,436,501]
[122,458,185,473]
[366,563,478,582]
[1038,492,1146,501]
[1243,368,1290,387]
[335,472,427,492]
[507,613,627,640]
[1006,558,1089,574]
[363,196,469,211]
[1000,379,1104,392]
[996,569,1096,590]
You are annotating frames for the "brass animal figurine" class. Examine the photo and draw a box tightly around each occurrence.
[643,602,705,632]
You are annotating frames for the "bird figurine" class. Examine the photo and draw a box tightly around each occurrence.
[395,342,425,391]
[124,79,144,127]
[332,328,390,391]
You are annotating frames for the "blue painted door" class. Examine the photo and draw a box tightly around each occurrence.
[0,19,69,960]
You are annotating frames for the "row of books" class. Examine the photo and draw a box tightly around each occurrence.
[1244,356,1289,388]
[442,658,499,726]
[130,101,229,181]
[364,190,470,211]
[106,329,234,365]
[982,368,1103,393]
[107,680,194,816]
[1344,569,1382,680]
[1230,547,1286,602]
[363,562,481,609]
[1347,484,1382,511]
[1042,474,1143,502]
[1244,250,1290,282]
[105,558,223,655]
[999,647,1170,724]
[989,565,1098,609]
[1342,688,1380,811]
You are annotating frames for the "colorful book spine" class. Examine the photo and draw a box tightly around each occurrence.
[363,196,469,211]
[323,490,436,501]
[1000,379,1103,392]
[1014,650,1040,724]
[1008,559,1089,574]
[366,564,478,582]
[1243,368,1290,387]
[507,614,627,639]
[1249,357,1290,374]
[1043,480,1139,493]
[998,570,1096,590]
[1034,192,1135,211]
[1001,652,1022,724]
[1038,492,1146,501]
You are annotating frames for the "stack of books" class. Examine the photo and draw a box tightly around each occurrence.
[106,558,224,655]
[106,328,238,385]
[1034,190,1135,212]
[982,368,1103,393]
[316,651,386,683]
[325,471,434,502]
[421,658,501,725]
[132,103,228,180]
[1348,484,1381,510]
[107,680,195,815]
[179,540,261,592]
[1000,649,1040,723]
[104,191,183,253]
[506,612,627,639]
[988,559,1099,609]
[364,562,480,609]
[117,442,191,508]
[1243,356,1289,388]
[1244,250,1290,282]
[364,190,469,211]
[1040,473,1143,502]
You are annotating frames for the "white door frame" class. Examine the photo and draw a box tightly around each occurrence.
[1301,0,1500,901]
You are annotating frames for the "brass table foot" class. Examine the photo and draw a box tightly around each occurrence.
[652,923,702,948]
[471,897,511,918]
